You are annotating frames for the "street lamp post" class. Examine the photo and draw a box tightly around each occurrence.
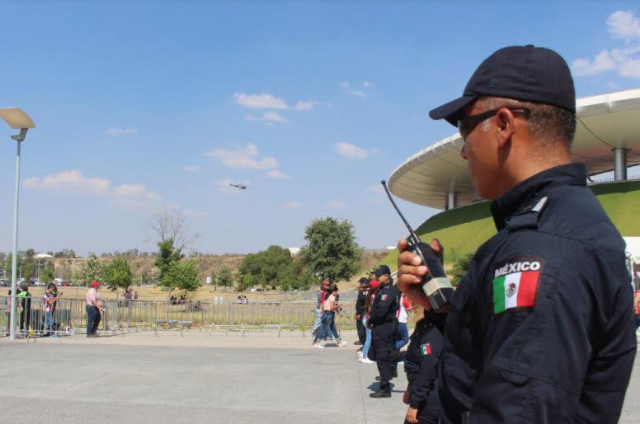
[0,108,35,341]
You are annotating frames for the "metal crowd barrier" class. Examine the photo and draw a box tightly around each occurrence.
[0,295,357,338]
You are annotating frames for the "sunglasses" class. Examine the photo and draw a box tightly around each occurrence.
[457,108,530,139]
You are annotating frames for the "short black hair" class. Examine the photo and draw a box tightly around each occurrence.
[478,97,577,148]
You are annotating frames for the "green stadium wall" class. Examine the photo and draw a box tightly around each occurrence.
[379,180,640,271]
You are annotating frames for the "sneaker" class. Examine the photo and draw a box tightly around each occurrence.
[357,351,363,359]
[314,343,325,349]
[359,358,374,364]
[338,340,348,347]
[354,341,362,346]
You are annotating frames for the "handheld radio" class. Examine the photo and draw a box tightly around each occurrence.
[381,180,453,312]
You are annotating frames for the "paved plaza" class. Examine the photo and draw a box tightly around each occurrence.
[1,332,638,424]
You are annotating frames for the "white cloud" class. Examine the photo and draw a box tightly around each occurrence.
[234,93,288,109]
[572,11,640,79]
[106,128,138,136]
[327,200,346,209]
[245,112,288,123]
[266,169,291,180]
[283,201,301,210]
[607,10,640,41]
[23,170,161,206]
[207,143,279,170]
[184,166,200,173]
[112,183,161,201]
[24,170,111,195]
[234,92,315,111]
[572,50,617,75]
[335,142,371,159]
[340,81,368,98]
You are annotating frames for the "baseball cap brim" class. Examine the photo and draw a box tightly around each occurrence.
[429,95,477,127]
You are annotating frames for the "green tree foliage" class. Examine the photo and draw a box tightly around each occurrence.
[299,217,363,283]
[79,253,103,286]
[102,257,134,296]
[40,262,55,283]
[449,252,475,286]
[155,238,184,286]
[217,265,234,291]
[239,246,292,288]
[161,259,201,294]
[22,262,35,281]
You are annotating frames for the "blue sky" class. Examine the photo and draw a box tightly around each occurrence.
[0,1,639,255]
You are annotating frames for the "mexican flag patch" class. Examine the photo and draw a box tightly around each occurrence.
[420,343,432,355]
[492,257,543,314]
[381,294,387,301]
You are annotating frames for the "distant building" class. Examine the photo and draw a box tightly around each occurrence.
[288,247,301,256]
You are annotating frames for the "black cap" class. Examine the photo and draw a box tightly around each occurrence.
[359,277,370,285]
[373,265,391,277]
[429,45,576,126]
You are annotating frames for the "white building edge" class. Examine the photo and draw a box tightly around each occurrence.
[388,88,640,210]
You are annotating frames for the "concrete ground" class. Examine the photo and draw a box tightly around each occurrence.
[0,331,638,424]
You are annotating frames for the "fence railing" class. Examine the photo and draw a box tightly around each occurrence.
[0,296,356,337]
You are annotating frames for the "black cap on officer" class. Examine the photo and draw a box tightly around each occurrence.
[359,277,370,285]
[374,265,391,277]
[429,45,576,126]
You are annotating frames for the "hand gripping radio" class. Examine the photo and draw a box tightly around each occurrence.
[382,180,453,312]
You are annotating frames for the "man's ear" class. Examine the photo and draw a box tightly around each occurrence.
[496,108,515,149]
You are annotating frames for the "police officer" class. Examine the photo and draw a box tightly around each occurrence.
[368,264,398,398]
[397,45,637,423]
[403,309,446,424]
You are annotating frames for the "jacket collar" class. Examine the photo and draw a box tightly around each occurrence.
[490,163,587,231]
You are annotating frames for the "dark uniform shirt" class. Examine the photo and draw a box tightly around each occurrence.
[356,289,367,316]
[369,282,398,327]
[405,318,444,410]
[440,163,637,424]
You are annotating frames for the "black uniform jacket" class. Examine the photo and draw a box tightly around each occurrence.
[405,318,443,410]
[356,289,367,316]
[368,282,398,327]
[440,163,637,424]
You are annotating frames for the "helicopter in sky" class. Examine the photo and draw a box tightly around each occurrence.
[229,182,247,190]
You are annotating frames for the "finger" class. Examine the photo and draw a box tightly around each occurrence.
[397,238,409,253]
[399,251,423,267]
[430,238,444,263]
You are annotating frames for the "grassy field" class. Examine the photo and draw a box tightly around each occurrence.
[378,180,640,271]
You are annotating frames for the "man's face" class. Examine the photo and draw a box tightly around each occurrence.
[458,101,503,200]
[378,274,389,284]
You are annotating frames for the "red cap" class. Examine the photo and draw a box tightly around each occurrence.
[91,281,100,288]
[369,279,379,288]
[322,280,330,288]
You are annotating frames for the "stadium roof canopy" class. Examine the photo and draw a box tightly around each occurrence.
[388,88,640,209]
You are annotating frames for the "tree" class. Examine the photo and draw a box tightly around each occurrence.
[79,253,103,286]
[239,246,292,288]
[22,262,35,281]
[299,217,363,283]
[150,208,199,253]
[155,239,184,288]
[217,265,234,291]
[450,252,474,286]
[41,262,55,283]
[102,257,134,297]
[161,259,201,295]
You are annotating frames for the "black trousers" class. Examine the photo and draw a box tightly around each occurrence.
[372,321,397,392]
[356,317,366,345]
[20,307,31,331]
[86,305,101,335]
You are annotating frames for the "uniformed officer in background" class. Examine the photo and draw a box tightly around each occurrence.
[397,45,637,423]
[368,264,399,398]
[402,308,446,424]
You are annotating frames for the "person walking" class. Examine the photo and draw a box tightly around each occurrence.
[397,45,637,423]
[395,292,411,351]
[359,280,379,364]
[354,278,369,346]
[312,281,330,343]
[86,281,103,338]
[402,309,446,424]
[368,265,398,398]
[314,284,347,349]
